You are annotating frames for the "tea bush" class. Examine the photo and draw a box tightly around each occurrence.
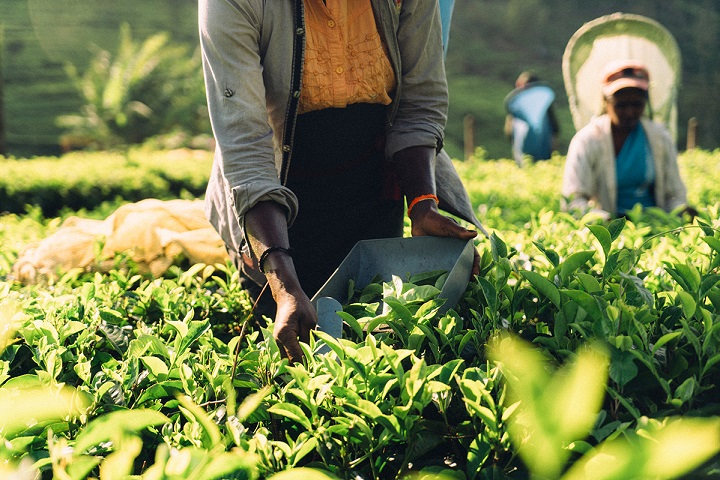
[1,149,720,479]
[0,148,212,216]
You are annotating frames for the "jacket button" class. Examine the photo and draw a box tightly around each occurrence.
[223,88,234,98]
[293,90,301,98]
[296,27,305,35]
[282,145,291,152]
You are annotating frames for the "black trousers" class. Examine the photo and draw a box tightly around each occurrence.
[238,103,404,317]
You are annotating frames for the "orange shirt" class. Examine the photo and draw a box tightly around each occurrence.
[299,0,396,114]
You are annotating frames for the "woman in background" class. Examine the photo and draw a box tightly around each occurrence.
[562,59,693,219]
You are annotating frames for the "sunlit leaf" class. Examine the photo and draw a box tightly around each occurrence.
[177,395,223,449]
[237,385,272,423]
[651,331,682,354]
[74,409,169,453]
[268,403,312,431]
[560,251,595,282]
[549,343,609,440]
[0,384,88,439]
[587,224,611,259]
[266,467,340,480]
[98,435,142,480]
[676,291,696,318]
[562,417,720,480]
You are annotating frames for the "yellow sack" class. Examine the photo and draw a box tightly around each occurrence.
[12,199,229,283]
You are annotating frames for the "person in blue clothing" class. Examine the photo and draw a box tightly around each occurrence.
[438,0,455,57]
[562,60,695,219]
[504,71,560,165]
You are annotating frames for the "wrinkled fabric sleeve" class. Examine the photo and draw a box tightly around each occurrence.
[659,128,688,211]
[385,0,448,158]
[199,0,298,236]
[562,133,596,213]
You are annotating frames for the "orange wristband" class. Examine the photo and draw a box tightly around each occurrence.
[407,194,439,217]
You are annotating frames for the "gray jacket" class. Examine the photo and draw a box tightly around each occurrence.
[199,0,485,257]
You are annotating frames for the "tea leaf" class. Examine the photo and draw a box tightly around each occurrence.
[0,384,89,439]
[676,291,697,318]
[699,274,720,300]
[268,403,312,431]
[409,269,447,284]
[176,319,211,359]
[702,353,720,377]
[533,241,560,267]
[267,467,340,480]
[197,450,259,479]
[602,251,619,279]
[237,385,272,422]
[665,263,701,293]
[490,232,507,260]
[67,455,102,480]
[521,270,560,307]
[607,217,626,241]
[560,251,595,282]
[74,409,169,453]
[128,333,170,360]
[702,236,720,254]
[575,273,602,294]
[476,277,498,311]
[642,417,720,478]
[98,435,143,480]
[562,290,603,321]
[402,285,441,302]
[587,224,611,259]
[134,380,183,405]
[673,377,696,405]
[619,273,654,308]
[549,344,608,447]
[608,349,638,388]
[139,356,168,379]
[651,331,682,354]
[178,395,223,448]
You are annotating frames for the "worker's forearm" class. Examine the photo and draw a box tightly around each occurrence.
[244,201,302,297]
[392,146,438,220]
[392,145,436,199]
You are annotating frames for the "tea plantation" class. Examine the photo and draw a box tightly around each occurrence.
[1,148,720,479]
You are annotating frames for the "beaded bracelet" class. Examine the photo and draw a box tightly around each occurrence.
[407,194,439,218]
[258,246,293,274]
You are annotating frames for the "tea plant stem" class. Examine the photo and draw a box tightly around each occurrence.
[198,399,226,408]
[230,282,269,381]
[637,225,717,266]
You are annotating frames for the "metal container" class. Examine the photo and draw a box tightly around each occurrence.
[311,236,475,350]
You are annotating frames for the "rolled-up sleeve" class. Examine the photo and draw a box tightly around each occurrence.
[385,0,448,158]
[199,0,298,233]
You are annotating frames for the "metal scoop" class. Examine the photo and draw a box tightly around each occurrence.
[310,236,475,353]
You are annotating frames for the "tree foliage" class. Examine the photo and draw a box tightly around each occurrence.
[56,23,209,150]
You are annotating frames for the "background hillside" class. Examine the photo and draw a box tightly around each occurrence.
[443,0,720,159]
[1,0,718,159]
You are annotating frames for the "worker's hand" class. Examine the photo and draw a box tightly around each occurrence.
[273,287,317,364]
[410,199,480,277]
[244,201,317,363]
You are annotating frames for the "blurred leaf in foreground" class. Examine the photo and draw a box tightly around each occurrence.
[0,383,89,439]
[562,416,720,480]
[489,334,609,479]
